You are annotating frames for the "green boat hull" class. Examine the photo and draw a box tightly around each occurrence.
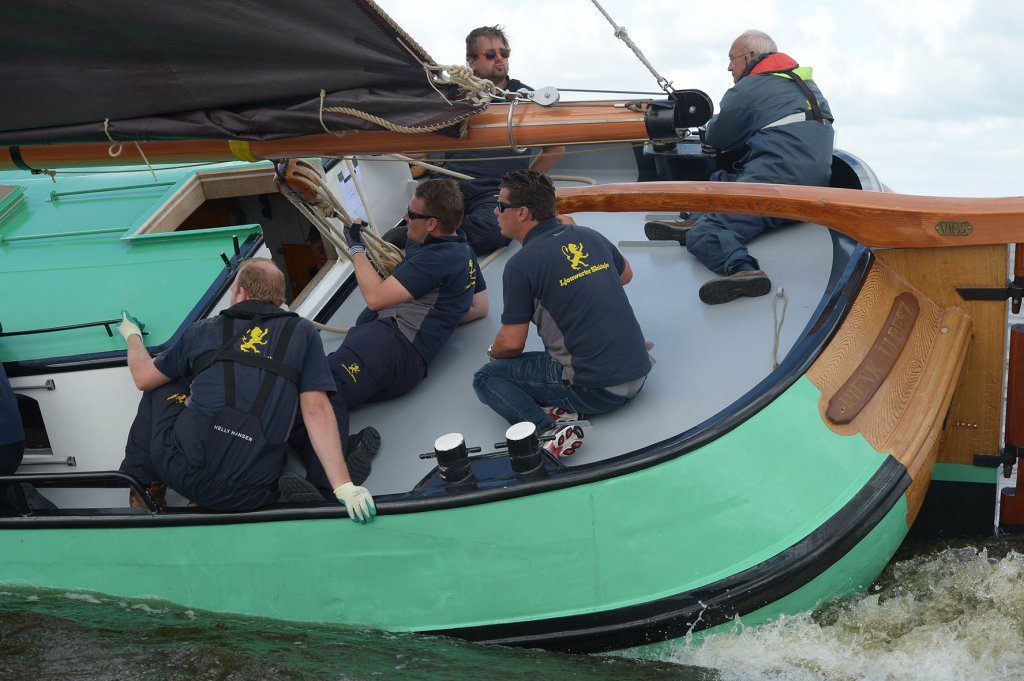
[0,377,911,652]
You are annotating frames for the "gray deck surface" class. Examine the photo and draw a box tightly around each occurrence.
[320,146,835,496]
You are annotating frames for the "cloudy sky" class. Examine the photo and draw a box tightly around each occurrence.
[383,0,1022,198]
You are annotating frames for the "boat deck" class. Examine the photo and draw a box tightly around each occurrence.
[320,146,840,496]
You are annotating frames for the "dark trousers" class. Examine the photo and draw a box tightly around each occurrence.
[684,169,796,275]
[119,379,189,486]
[291,320,425,493]
[0,439,24,476]
[0,439,25,510]
[462,193,511,256]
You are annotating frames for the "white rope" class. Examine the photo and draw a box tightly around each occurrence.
[389,153,474,181]
[391,36,498,107]
[343,159,379,235]
[547,175,597,186]
[771,288,789,369]
[275,160,402,277]
[313,320,350,335]
[589,0,674,95]
[103,118,158,181]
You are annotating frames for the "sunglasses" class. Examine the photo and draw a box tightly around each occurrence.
[474,48,511,60]
[406,208,438,221]
[496,200,523,213]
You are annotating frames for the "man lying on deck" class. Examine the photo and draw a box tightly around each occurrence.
[474,170,651,456]
[646,29,835,305]
[118,258,375,522]
[290,179,489,496]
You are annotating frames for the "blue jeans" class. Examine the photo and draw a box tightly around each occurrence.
[473,352,636,432]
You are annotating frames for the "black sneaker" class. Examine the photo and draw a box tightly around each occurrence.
[643,220,692,245]
[698,270,772,305]
[278,473,325,504]
[345,426,381,486]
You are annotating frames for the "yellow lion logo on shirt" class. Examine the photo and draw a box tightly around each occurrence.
[561,242,589,271]
[240,326,270,354]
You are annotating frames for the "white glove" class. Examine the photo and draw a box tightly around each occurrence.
[118,311,144,342]
[334,482,376,523]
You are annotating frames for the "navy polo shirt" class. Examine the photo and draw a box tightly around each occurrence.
[155,300,335,445]
[440,78,534,200]
[356,230,485,367]
[502,218,651,388]
[0,361,25,446]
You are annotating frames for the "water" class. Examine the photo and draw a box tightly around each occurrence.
[3,537,1024,680]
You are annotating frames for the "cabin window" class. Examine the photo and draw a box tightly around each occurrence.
[134,166,337,304]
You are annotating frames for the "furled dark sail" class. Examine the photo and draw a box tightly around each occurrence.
[0,0,484,145]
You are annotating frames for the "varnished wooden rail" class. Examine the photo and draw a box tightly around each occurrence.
[557,182,1024,248]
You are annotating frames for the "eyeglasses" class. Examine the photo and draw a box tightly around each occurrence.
[496,200,523,213]
[728,51,750,65]
[473,48,511,60]
[406,208,437,221]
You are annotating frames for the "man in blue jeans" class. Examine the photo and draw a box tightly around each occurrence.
[473,170,651,456]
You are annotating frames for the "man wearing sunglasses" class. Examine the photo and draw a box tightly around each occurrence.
[473,170,651,458]
[290,179,488,497]
[646,30,834,305]
[430,26,563,256]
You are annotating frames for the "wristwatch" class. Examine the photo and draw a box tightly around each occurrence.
[487,344,495,361]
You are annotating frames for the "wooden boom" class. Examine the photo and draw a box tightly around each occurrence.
[557,182,1024,248]
[0,101,652,171]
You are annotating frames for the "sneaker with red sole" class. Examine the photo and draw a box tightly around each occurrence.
[542,424,585,458]
[542,405,581,423]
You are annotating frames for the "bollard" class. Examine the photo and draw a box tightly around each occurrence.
[505,422,544,476]
[433,432,474,485]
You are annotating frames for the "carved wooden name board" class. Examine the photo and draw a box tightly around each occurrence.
[827,292,920,424]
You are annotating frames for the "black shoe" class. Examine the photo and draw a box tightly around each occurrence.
[382,225,408,250]
[278,473,326,504]
[345,426,381,486]
[644,220,692,245]
[698,270,772,305]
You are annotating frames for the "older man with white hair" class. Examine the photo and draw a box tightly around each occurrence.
[647,30,835,304]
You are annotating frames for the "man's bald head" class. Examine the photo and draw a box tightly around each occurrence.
[734,30,777,55]
[233,257,286,306]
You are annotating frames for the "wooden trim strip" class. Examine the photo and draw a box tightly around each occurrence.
[556,182,1024,249]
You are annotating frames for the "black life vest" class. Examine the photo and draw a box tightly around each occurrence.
[172,308,301,511]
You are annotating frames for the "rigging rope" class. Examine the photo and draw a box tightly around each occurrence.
[275,159,402,279]
[771,288,789,369]
[103,118,158,182]
[589,0,675,96]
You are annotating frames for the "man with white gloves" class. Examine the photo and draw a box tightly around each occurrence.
[118,257,375,522]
